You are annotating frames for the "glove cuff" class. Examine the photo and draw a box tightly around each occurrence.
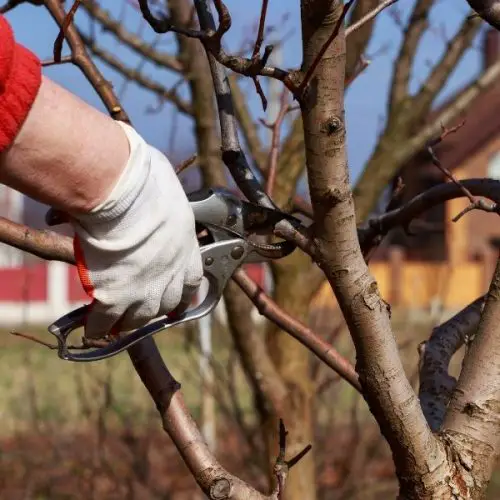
[0,16,42,153]
[72,121,152,226]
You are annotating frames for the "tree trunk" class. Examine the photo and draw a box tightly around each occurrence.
[265,252,320,500]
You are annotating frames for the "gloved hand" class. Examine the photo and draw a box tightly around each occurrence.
[69,121,203,339]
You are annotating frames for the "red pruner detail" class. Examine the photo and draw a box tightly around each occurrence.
[73,235,95,299]
[73,235,96,332]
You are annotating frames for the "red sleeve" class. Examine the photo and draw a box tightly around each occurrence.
[0,15,41,153]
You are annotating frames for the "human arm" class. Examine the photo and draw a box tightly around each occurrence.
[0,15,202,338]
[0,74,130,215]
[0,14,127,211]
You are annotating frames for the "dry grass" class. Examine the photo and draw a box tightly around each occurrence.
[0,322,257,436]
[0,311,498,499]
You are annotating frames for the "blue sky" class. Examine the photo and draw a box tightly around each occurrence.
[5,0,485,184]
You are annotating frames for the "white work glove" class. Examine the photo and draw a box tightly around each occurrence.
[70,121,203,339]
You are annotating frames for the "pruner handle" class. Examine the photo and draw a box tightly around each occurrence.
[48,304,201,362]
[48,237,250,362]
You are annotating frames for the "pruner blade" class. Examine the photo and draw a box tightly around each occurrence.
[240,199,301,235]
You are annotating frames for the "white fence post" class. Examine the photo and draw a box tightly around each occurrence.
[198,279,217,452]
[47,260,70,319]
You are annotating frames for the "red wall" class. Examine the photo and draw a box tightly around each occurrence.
[0,264,47,301]
[0,263,265,304]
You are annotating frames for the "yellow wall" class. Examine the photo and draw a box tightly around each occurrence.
[312,261,484,311]
[311,149,494,312]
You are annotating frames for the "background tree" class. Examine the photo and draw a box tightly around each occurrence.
[1,0,500,499]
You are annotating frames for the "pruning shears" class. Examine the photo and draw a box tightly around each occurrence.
[47,187,300,362]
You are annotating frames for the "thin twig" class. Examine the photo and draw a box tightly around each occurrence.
[297,0,355,96]
[175,154,198,175]
[426,122,498,221]
[345,0,399,37]
[53,0,82,62]
[10,330,110,350]
[42,55,73,66]
[271,419,312,499]
[251,0,269,60]
[253,75,268,111]
[262,89,290,196]
[249,0,272,110]
[139,0,298,95]
[427,122,471,199]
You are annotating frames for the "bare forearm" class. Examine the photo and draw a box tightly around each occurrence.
[0,76,129,214]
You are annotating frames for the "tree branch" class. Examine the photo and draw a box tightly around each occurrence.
[360,178,500,250]
[233,269,361,392]
[442,257,500,496]
[344,0,381,82]
[419,296,486,431]
[353,51,500,224]
[128,337,287,499]
[388,0,434,111]
[299,0,445,491]
[345,0,398,37]
[78,31,193,116]
[42,0,129,122]
[0,218,74,263]
[466,0,500,29]
[79,0,184,73]
[413,14,482,114]
[193,0,276,208]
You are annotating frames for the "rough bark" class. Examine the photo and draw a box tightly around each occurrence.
[441,258,500,498]
[299,1,450,497]
[128,337,280,500]
[419,296,486,431]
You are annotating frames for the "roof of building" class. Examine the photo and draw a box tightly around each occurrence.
[420,81,500,173]
[405,29,500,174]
